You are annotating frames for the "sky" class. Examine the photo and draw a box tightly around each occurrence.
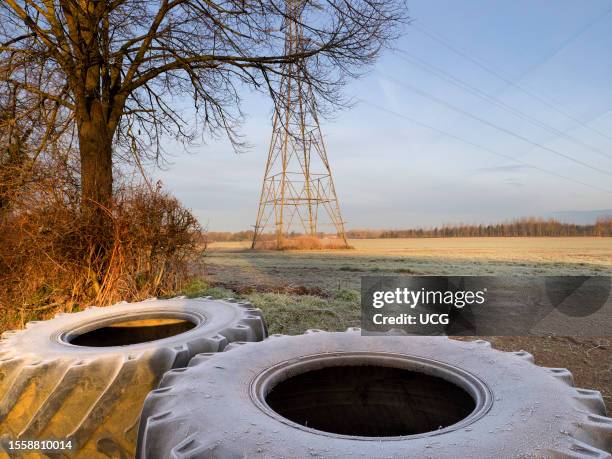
[153,0,612,232]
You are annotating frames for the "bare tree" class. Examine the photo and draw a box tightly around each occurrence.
[0,55,73,213]
[1,0,405,220]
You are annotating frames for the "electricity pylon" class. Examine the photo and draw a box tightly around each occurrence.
[251,1,348,249]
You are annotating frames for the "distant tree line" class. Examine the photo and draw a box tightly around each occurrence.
[207,218,612,241]
[352,217,612,238]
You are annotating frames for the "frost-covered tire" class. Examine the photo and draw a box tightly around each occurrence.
[0,297,266,458]
[138,330,612,459]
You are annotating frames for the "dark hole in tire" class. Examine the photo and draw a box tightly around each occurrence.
[68,318,196,347]
[265,365,475,437]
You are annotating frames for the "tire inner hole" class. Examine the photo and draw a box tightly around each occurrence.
[265,365,475,437]
[68,318,196,347]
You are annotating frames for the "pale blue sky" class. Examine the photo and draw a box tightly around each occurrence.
[154,0,612,231]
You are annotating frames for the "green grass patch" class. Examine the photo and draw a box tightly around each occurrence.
[182,279,361,335]
[180,279,234,299]
[244,291,360,335]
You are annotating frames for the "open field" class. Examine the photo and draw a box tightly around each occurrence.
[192,237,612,408]
[205,237,612,292]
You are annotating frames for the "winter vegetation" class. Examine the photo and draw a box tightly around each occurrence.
[0,0,405,330]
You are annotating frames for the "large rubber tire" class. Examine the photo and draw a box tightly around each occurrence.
[139,330,612,458]
[0,297,267,458]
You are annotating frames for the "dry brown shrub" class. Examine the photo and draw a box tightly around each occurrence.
[0,177,203,330]
[254,235,352,251]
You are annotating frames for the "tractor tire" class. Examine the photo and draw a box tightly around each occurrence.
[138,329,612,459]
[0,297,267,458]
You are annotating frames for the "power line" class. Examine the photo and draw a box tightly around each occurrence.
[359,99,612,195]
[394,50,612,160]
[413,23,612,142]
[378,73,612,176]
[507,4,612,84]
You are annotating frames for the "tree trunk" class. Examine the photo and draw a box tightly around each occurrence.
[77,107,113,214]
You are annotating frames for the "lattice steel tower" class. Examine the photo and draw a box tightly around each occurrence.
[251,1,348,249]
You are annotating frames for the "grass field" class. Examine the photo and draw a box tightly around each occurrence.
[186,237,612,407]
[205,237,612,292]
